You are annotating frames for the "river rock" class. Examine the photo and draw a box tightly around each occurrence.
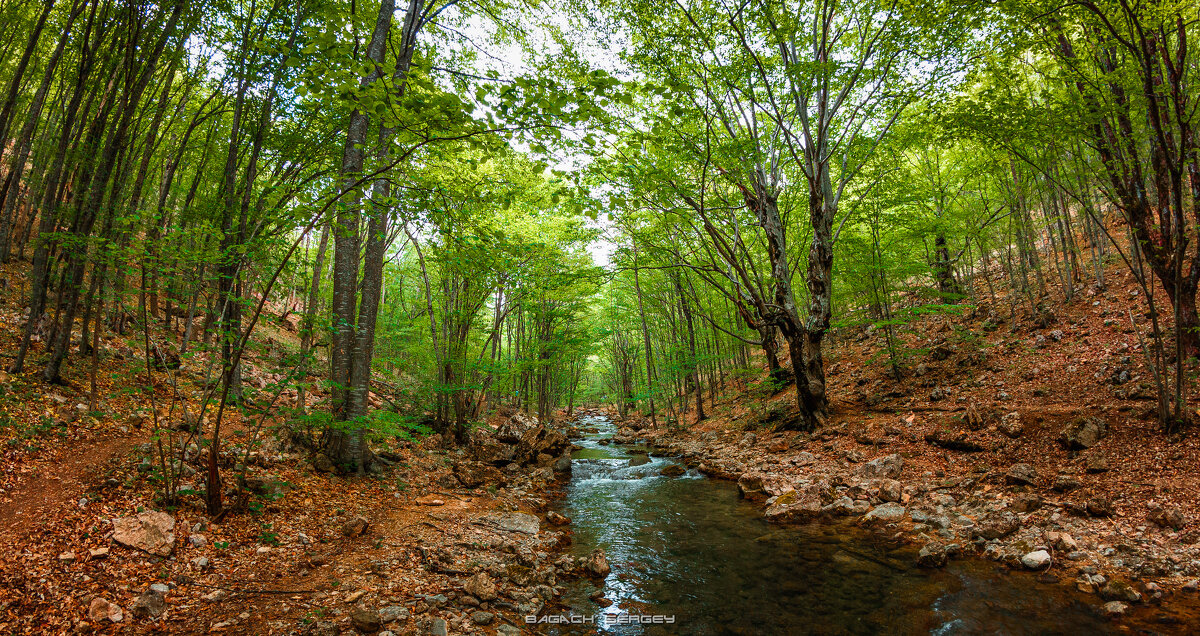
[463,572,497,601]
[1021,550,1052,570]
[1100,580,1142,603]
[824,497,871,516]
[1101,601,1128,617]
[350,607,383,633]
[972,511,1020,539]
[855,453,903,480]
[764,488,823,523]
[428,617,448,636]
[88,597,123,623]
[546,511,570,526]
[917,543,948,568]
[112,511,176,556]
[514,426,570,466]
[862,503,907,524]
[1059,417,1107,450]
[1046,531,1079,552]
[877,479,903,503]
[737,472,792,501]
[628,455,650,467]
[584,548,610,578]
[472,611,495,625]
[660,464,685,477]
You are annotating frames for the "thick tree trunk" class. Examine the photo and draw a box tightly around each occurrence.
[324,0,395,474]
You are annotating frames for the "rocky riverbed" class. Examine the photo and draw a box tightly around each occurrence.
[598,412,1200,627]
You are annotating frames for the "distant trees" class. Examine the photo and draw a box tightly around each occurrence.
[597,0,968,429]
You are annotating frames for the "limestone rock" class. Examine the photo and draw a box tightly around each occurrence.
[924,430,986,452]
[1005,463,1037,486]
[1021,550,1051,570]
[112,511,176,557]
[1100,580,1142,603]
[130,589,165,619]
[1010,493,1042,513]
[1046,531,1079,552]
[452,460,504,488]
[999,412,1024,438]
[1101,601,1128,617]
[917,543,948,568]
[463,572,497,601]
[342,516,370,537]
[88,597,123,623]
[1059,417,1107,450]
[877,479,903,503]
[972,511,1020,539]
[378,605,409,622]
[855,453,903,480]
[737,472,793,501]
[477,512,539,535]
[1052,474,1081,492]
[862,503,907,524]
[350,607,383,633]
[764,488,823,523]
[1147,504,1186,530]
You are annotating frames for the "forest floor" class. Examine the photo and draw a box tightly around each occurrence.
[624,259,1200,628]
[0,260,581,635]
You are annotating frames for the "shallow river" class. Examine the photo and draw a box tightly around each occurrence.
[543,414,1198,635]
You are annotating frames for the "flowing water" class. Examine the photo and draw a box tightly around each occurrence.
[544,414,1198,635]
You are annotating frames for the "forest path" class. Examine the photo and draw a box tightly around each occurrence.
[0,432,137,538]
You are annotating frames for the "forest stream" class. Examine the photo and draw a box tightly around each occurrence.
[542,415,1188,635]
